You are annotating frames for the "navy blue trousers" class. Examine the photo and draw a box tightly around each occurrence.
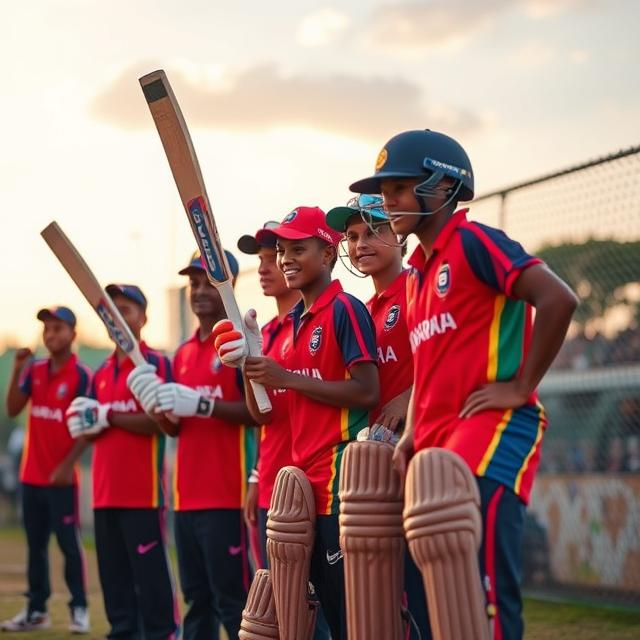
[93,508,177,640]
[21,483,87,613]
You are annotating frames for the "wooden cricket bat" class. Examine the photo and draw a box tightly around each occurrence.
[139,69,272,413]
[41,222,146,367]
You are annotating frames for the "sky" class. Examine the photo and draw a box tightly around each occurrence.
[1,0,639,351]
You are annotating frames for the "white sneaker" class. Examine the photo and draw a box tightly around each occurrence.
[69,607,90,634]
[0,609,51,632]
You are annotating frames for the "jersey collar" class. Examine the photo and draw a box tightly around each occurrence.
[367,269,408,308]
[290,279,343,323]
[47,353,78,378]
[408,208,469,270]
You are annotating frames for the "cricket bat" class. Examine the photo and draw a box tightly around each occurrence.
[41,222,146,367]
[139,69,272,413]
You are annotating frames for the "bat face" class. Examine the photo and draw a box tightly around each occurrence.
[95,298,136,354]
[187,197,227,283]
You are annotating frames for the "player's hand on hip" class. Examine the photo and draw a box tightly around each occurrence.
[459,380,530,418]
[244,356,290,388]
[155,383,215,418]
[126,363,163,414]
[392,431,414,483]
[66,397,111,438]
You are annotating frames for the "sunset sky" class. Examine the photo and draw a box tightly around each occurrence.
[1,0,638,350]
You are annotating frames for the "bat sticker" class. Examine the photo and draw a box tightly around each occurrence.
[96,300,135,353]
[187,196,226,281]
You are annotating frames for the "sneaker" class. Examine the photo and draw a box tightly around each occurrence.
[69,607,90,634]
[1,609,51,632]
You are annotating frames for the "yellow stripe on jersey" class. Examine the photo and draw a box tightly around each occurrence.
[514,404,546,495]
[172,450,180,510]
[487,295,506,382]
[476,409,512,476]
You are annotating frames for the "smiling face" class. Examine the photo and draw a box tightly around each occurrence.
[276,237,335,290]
[257,246,289,297]
[344,216,401,277]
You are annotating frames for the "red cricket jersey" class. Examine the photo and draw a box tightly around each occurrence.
[18,354,91,486]
[172,331,256,510]
[90,343,170,509]
[286,280,377,515]
[366,270,413,423]
[257,314,294,509]
[406,209,546,503]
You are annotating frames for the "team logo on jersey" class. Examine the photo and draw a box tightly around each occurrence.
[435,262,451,297]
[375,147,388,171]
[384,304,401,331]
[282,210,298,224]
[309,327,322,355]
[56,383,68,399]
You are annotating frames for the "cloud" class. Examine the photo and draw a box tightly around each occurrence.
[89,63,482,142]
[296,8,350,47]
[361,0,510,53]
[508,41,556,69]
[361,0,600,54]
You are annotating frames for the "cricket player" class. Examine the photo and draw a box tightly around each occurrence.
[3,307,91,633]
[65,285,178,640]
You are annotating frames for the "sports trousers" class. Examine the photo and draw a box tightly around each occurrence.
[93,507,178,640]
[21,483,87,613]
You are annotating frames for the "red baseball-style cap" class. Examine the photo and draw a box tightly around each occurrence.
[255,206,342,248]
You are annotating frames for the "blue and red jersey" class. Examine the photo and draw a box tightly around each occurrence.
[171,330,255,511]
[18,354,91,486]
[406,209,546,503]
[90,343,170,509]
[286,280,377,515]
[257,314,294,509]
[366,270,413,423]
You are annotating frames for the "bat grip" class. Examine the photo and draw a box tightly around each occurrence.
[217,284,272,414]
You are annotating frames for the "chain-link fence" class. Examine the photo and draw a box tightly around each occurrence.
[471,146,640,609]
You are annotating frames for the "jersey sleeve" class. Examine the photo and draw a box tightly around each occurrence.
[333,294,377,369]
[18,361,34,396]
[460,223,542,296]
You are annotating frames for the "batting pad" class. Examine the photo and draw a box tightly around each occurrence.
[239,569,279,639]
[404,448,490,640]
[266,466,317,640]
[339,441,405,640]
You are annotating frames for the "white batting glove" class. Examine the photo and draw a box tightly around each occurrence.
[155,383,215,418]
[212,310,263,368]
[126,363,163,414]
[66,397,111,438]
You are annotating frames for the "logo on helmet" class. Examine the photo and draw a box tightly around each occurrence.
[375,148,388,171]
[384,305,401,331]
[435,262,451,297]
[282,210,298,224]
[309,327,322,355]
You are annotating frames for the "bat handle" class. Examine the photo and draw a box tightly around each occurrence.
[217,284,272,414]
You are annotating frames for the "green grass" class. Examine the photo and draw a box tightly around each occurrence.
[1,527,639,639]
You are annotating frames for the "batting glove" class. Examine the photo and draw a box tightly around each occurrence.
[66,397,111,438]
[126,363,163,414]
[212,310,263,368]
[155,383,215,418]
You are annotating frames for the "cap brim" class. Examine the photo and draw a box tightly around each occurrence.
[326,207,357,232]
[105,285,147,309]
[36,308,75,327]
[237,235,260,255]
[265,227,314,241]
[177,265,205,276]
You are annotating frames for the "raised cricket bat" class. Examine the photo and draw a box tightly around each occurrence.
[41,222,146,367]
[139,69,272,413]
